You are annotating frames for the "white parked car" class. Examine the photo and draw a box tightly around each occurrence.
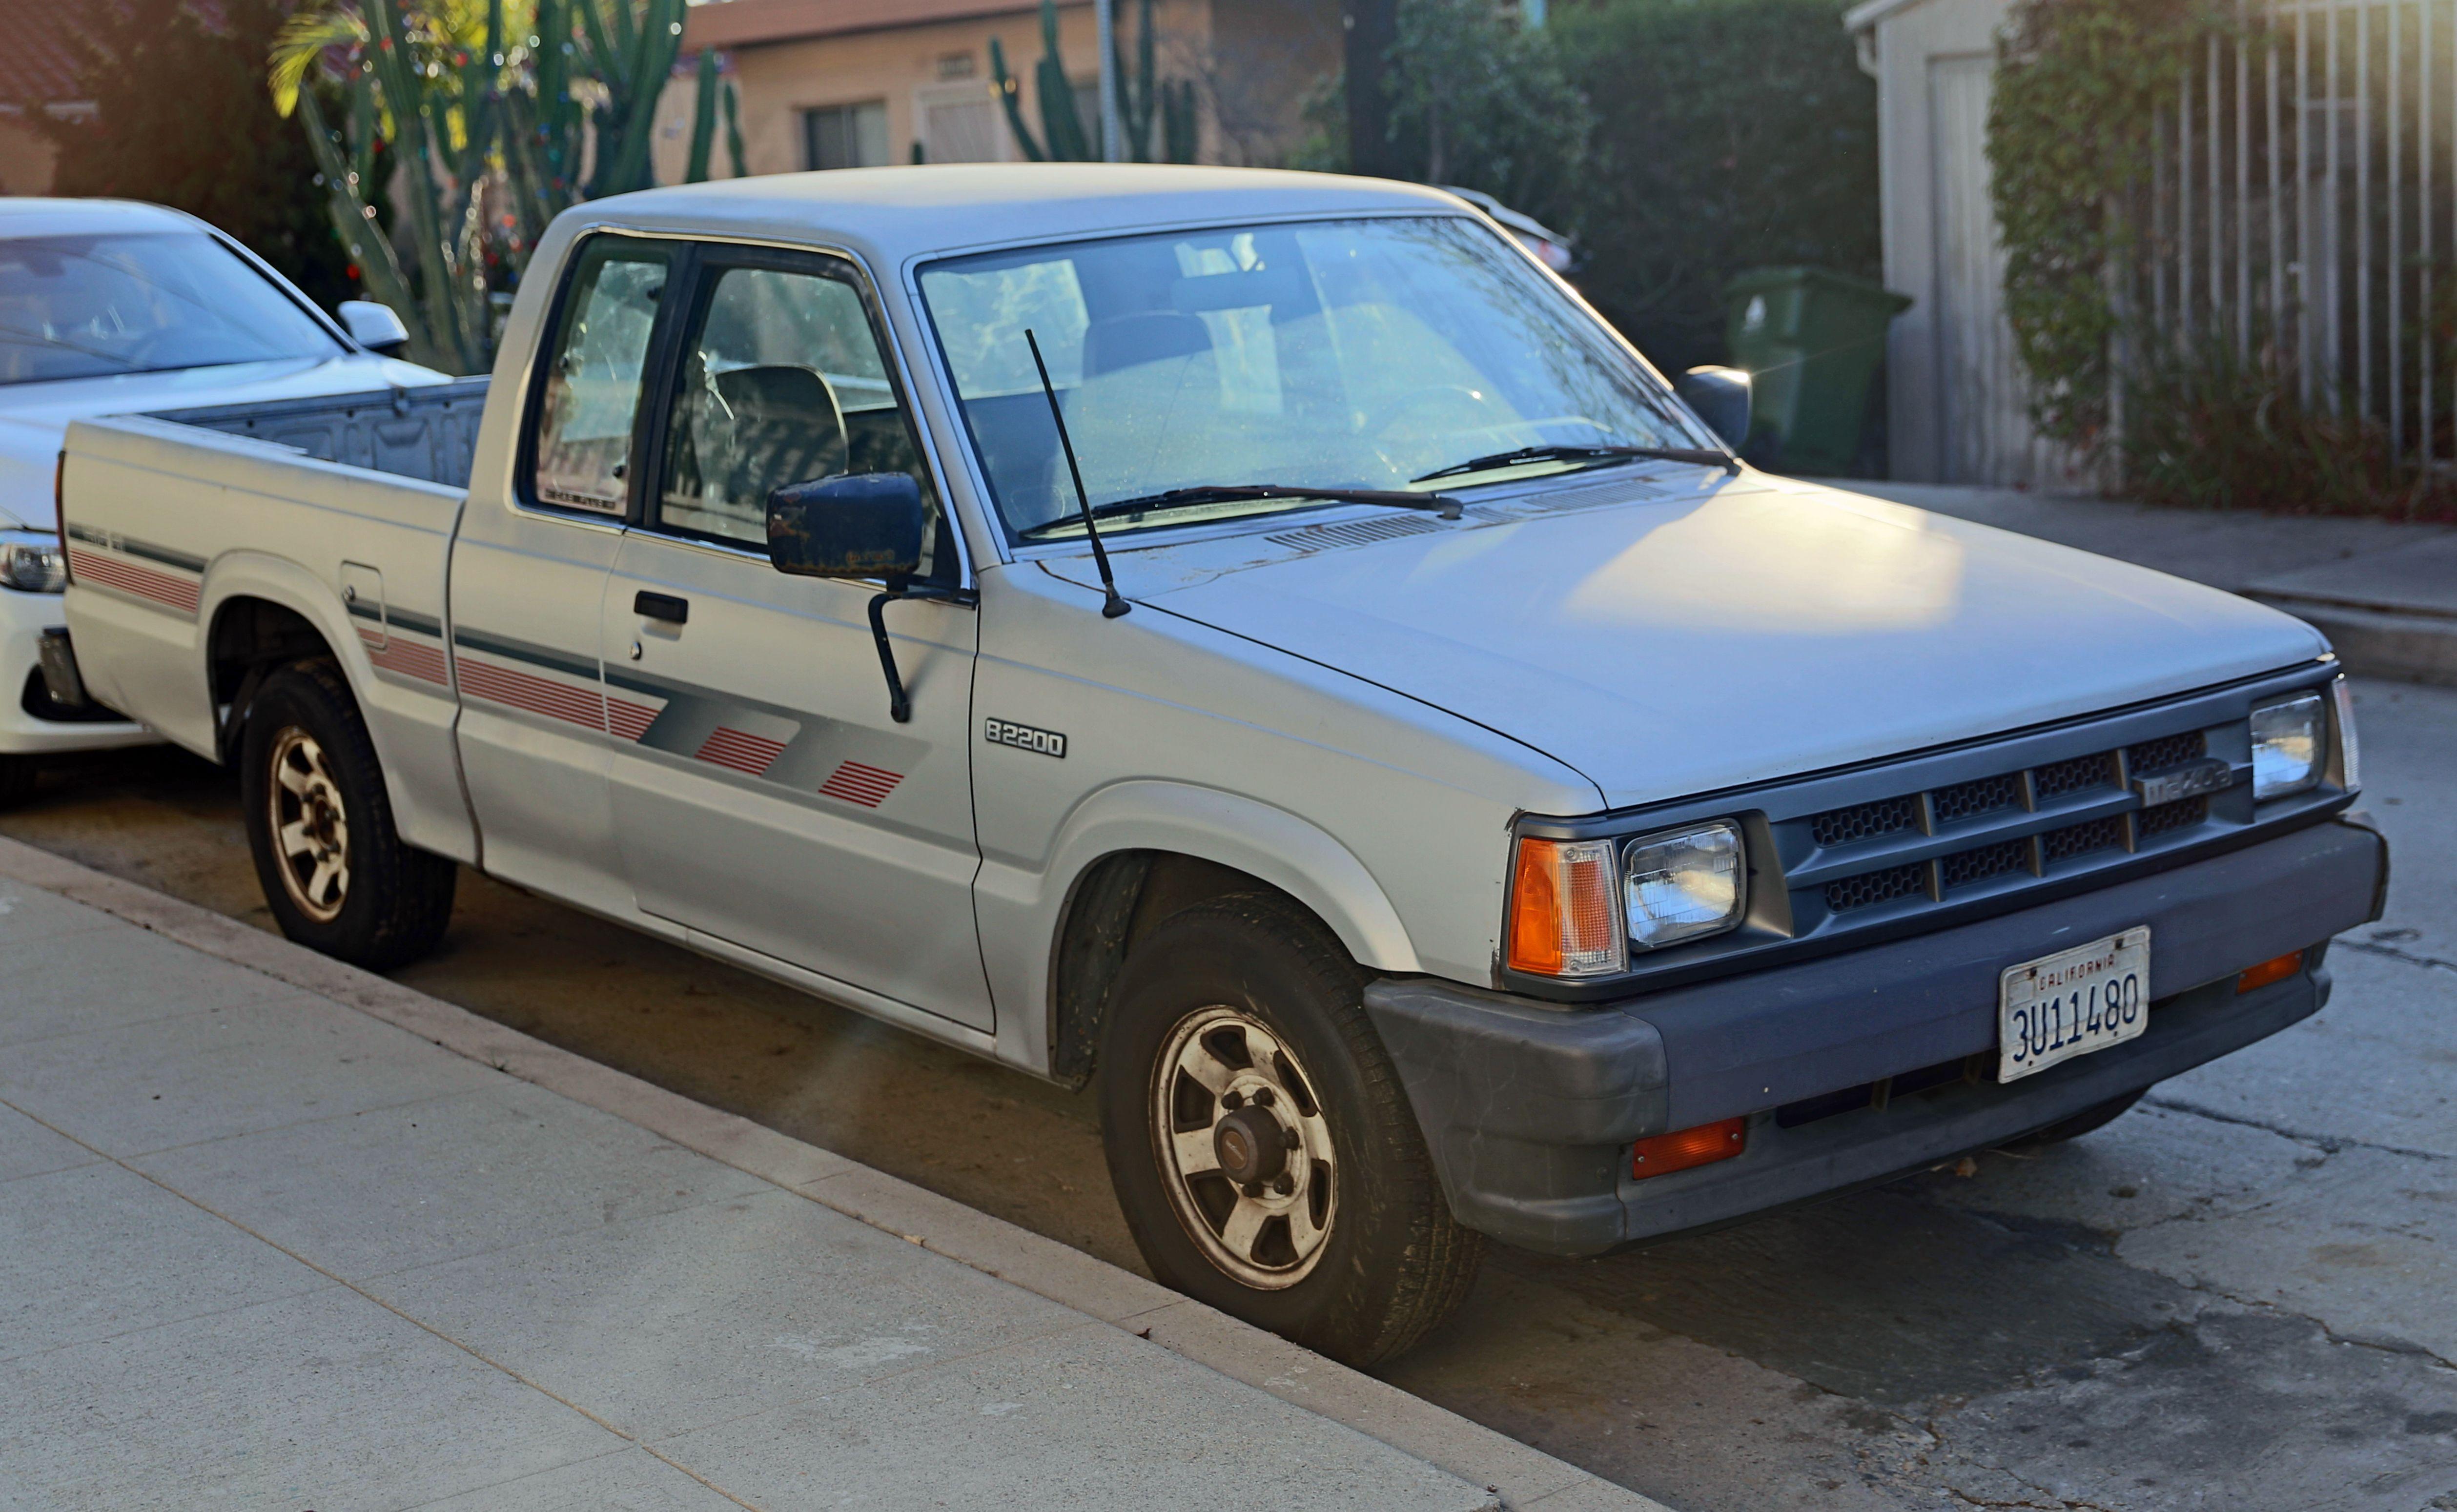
[0,198,446,801]
[54,166,2386,1364]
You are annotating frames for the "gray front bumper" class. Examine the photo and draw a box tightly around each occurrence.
[1364,816,2389,1258]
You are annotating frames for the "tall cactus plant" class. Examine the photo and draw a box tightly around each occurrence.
[988,0,1196,164]
[273,0,745,372]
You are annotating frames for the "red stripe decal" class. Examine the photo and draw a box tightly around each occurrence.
[369,638,450,686]
[696,726,787,776]
[818,760,904,808]
[69,547,199,614]
[605,697,663,742]
[457,657,604,728]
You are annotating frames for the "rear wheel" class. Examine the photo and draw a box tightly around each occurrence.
[1098,892,1481,1367]
[2008,1088,2148,1148]
[240,660,454,970]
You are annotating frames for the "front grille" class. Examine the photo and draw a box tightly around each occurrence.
[2127,729,2208,774]
[1824,862,1928,913]
[1812,795,1919,848]
[1939,837,2032,891]
[2137,793,2210,837]
[2041,814,2126,862]
[2034,752,2119,799]
[1932,772,2023,825]
[1800,714,2242,928]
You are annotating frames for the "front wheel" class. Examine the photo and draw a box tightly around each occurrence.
[1098,893,1482,1367]
[239,659,455,970]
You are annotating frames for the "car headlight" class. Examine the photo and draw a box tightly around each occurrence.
[1623,820,1747,951]
[0,531,67,593]
[2250,690,2324,800]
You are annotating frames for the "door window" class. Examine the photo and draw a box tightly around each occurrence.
[530,238,674,514]
[653,260,951,577]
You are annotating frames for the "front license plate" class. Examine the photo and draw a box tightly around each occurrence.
[1998,927,2150,1083]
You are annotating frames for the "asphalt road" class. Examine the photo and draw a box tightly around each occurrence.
[6,678,2451,1512]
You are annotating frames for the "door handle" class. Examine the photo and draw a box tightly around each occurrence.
[634,591,688,625]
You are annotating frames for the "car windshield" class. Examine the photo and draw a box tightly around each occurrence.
[918,216,1709,540]
[0,231,342,387]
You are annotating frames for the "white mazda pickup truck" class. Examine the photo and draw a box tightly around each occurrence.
[55,165,2387,1365]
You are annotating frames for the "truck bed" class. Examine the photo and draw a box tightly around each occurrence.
[60,379,481,863]
[148,376,491,489]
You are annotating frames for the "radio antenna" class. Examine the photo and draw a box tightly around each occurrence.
[1025,328,1129,619]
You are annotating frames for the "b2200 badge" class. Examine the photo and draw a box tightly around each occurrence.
[984,717,1065,758]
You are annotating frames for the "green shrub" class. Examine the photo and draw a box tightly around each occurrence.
[1554,0,1881,377]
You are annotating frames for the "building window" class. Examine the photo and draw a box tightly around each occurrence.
[803,101,889,170]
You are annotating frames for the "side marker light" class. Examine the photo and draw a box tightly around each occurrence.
[1631,1116,1747,1180]
[2236,950,2304,995]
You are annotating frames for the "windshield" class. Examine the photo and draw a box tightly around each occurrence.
[0,232,343,387]
[918,216,1710,540]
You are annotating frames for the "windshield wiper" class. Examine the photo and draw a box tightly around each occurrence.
[1410,442,1737,484]
[1024,483,1464,537]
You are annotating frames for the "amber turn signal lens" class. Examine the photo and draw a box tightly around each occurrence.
[2236,949,2304,995]
[1507,837,1624,977]
[1631,1116,1747,1180]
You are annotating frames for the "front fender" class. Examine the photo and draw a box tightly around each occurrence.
[976,778,1423,1074]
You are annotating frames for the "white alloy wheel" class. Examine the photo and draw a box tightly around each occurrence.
[266,726,351,923]
[1151,1004,1338,1288]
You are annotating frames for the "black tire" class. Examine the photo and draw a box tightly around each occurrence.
[0,754,37,809]
[239,659,454,970]
[1097,891,1482,1367]
[2007,1088,2148,1149]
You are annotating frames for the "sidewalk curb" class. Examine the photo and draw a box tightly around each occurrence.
[0,836,1664,1512]
[2248,597,2457,690]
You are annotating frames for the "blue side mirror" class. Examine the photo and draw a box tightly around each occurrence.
[767,472,926,582]
[1679,366,1753,452]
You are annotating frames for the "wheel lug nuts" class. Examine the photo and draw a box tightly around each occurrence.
[1281,1128,1300,1149]
[1221,1091,1242,1110]
[1252,1088,1274,1106]
[1243,1181,1265,1199]
[1272,1174,1294,1195]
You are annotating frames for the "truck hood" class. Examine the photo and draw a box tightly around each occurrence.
[0,354,447,529]
[1046,472,2329,810]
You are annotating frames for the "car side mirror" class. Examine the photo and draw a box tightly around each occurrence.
[1678,365,1753,452]
[337,300,411,357]
[767,472,927,582]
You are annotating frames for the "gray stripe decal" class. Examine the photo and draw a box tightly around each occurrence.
[388,607,444,638]
[347,600,381,623]
[450,627,598,682]
[63,524,206,574]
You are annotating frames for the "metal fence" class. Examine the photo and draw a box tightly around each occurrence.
[2136,0,2456,471]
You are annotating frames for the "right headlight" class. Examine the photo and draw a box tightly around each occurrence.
[1623,820,1746,951]
[0,531,66,594]
[2250,690,2325,801]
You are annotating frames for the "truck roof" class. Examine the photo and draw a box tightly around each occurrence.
[0,198,208,240]
[572,164,1470,267]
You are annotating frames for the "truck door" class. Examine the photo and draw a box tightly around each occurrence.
[449,234,677,918]
[599,245,991,1031]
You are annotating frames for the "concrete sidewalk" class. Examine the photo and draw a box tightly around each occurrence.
[1817,479,2457,687]
[0,849,1652,1512]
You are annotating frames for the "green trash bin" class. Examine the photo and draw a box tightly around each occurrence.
[1722,267,1911,476]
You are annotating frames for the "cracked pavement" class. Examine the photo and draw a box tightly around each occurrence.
[2,680,2450,1512]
